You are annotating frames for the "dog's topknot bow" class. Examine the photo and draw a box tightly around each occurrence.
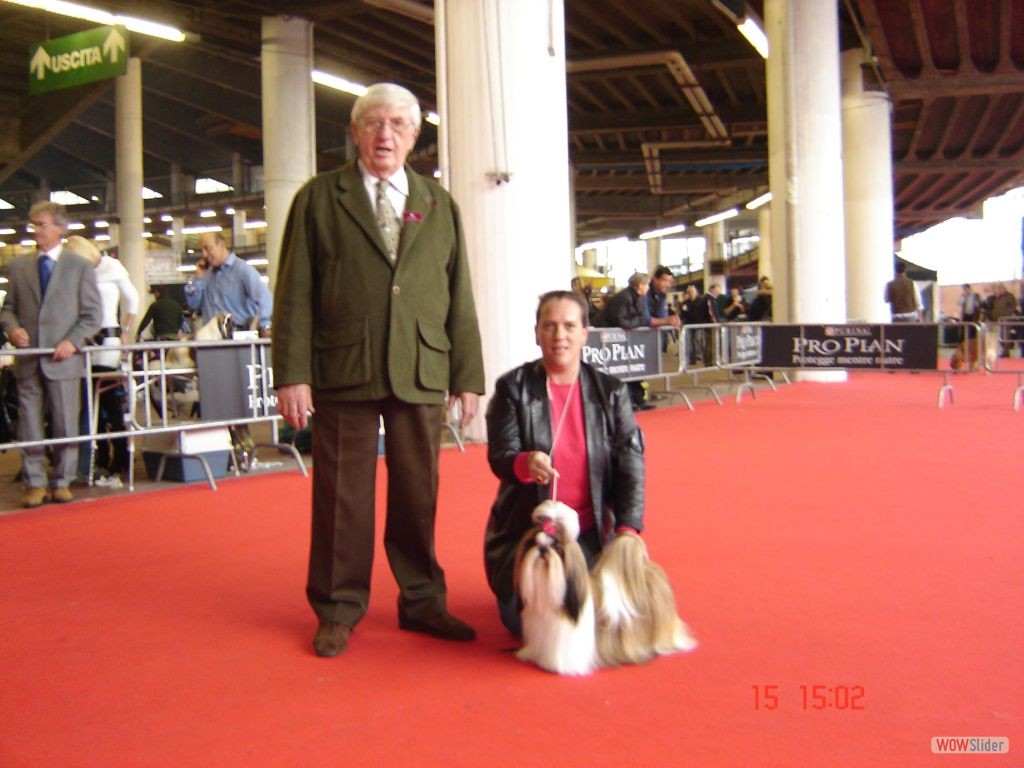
[532,500,581,541]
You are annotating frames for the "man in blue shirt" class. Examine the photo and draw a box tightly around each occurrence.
[185,232,273,332]
[647,266,681,331]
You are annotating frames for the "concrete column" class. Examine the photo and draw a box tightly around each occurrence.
[842,48,893,323]
[757,207,772,283]
[261,16,316,289]
[765,0,847,381]
[170,217,184,265]
[232,210,249,250]
[442,0,573,440]
[231,153,249,248]
[115,57,148,301]
[703,221,725,289]
[645,237,661,275]
[169,162,185,208]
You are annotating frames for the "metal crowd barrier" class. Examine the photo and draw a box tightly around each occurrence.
[0,337,307,492]
[715,321,989,410]
[981,318,1024,410]
[585,324,768,410]
[588,320,1024,411]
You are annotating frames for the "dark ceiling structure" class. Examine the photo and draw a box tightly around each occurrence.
[0,0,1022,250]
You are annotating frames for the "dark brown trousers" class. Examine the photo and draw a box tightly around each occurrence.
[306,397,447,627]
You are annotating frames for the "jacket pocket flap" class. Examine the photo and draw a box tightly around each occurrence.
[417,320,451,352]
[314,318,368,349]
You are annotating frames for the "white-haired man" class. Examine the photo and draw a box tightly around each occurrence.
[273,83,485,658]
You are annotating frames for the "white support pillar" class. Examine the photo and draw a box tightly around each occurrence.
[170,217,184,266]
[646,237,661,276]
[115,57,147,301]
[441,0,573,441]
[703,221,725,289]
[842,48,894,323]
[232,153,249,248]
[757,207,772,283]
[766,0,847,381]
[261,16,316,289]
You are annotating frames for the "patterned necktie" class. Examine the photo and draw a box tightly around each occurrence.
[375,179,400,262]
[38,255,54,297]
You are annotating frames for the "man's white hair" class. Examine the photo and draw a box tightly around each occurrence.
[351,82,422,130]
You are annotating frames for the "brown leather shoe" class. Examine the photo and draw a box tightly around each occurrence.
[22,487,48,508]
[398,611,476,641]
[52,487,74,504]
[313,621,351,657]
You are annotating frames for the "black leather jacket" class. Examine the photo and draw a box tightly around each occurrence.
[483,360,645,604]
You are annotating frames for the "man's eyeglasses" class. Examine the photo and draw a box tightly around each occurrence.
[360,117,415,135]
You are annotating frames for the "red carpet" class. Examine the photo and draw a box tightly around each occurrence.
[1,372,1021,767]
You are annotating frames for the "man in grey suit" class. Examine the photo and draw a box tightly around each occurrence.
[0,201,102,507]
[273,83,485,658]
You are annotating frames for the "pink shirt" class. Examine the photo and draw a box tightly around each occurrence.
[513,379,594,532]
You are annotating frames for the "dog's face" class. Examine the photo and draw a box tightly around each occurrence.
[514,516,591,624]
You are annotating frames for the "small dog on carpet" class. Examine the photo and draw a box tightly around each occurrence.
[513,500,697,676]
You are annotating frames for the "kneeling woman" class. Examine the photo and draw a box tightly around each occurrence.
[484,290,645,634]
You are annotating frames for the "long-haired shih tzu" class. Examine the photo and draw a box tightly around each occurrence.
[513,500,697,676]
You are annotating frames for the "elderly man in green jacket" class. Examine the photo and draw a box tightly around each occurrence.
[273,83,485,658]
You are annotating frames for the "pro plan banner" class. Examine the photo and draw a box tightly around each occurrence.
[761,324,939,370]
[583,328,660,381]
[722,324,762,367]
[195,345,278,420]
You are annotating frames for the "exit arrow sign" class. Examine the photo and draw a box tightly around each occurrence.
[28,26,128,95]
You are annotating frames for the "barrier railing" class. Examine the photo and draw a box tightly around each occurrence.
[0,338,307,492]
[585,324,767,409]
[585,320,1024,411]
[981,318,1024,410]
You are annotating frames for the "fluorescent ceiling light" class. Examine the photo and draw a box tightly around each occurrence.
[160,214,173,222]
[578,237,628,251]
[50,190,89,205]
[0,198,13,210]
[246,257,269,266]
[20,239,36,246]
[224,207,236,215]
[2,0,187,42]
[711,0,768,58]
[177,264,197,273]
[94,219,109,228]
[94,233,110,241]
[425,111,440,126]
[695,208,740,227]
[311,70,368,97]
[0,227,16,235]
[738,18,769,58]
[199,209,217,218]
[195,177,233,194]
[142,187,163,200]
[66,221,86,230]
[244,220,267,229]
[746,192,772,210]
[143,216,152,223]
[181,224,222,235]
[0,275,7,281]
[639,223,687,240]
[141,231,152,238]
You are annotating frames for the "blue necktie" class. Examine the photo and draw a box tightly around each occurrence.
[38,255,54,297]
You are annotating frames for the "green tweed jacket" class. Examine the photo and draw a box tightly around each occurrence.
[272,162,485,404]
